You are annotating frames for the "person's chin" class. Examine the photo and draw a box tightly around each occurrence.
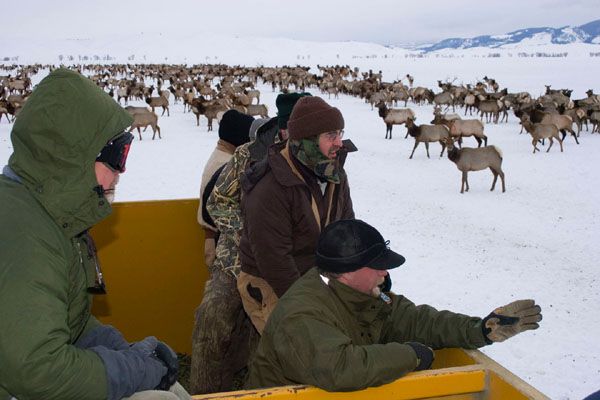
[105,185,117,204]
[105,190,115,204]
[371,285,382,298]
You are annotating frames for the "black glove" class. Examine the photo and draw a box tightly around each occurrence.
[91,336,168,400]
[154,341,179,391]
[482,299,542,343]
[378,273,392,292]
[406,342,434,371]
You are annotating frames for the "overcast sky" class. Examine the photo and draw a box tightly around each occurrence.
[9,0,599,45]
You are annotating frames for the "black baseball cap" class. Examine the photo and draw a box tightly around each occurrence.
[316,219,406,274]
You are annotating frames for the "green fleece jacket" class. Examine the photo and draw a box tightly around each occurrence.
[246,268,489,391]
[0,69,132,400]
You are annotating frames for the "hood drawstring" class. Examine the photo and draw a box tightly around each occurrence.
[93,185,105,198]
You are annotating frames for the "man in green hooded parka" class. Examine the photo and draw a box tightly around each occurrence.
[0,69,188,400]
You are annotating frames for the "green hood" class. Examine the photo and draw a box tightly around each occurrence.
[8,68,133,237]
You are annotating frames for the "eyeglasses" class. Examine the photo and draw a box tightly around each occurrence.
[322,130,344,142]
[96,132,134,173]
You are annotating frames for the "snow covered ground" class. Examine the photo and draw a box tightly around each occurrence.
[1,40,599,399]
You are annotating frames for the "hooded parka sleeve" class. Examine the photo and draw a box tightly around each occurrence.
[0,232,108,400]
[382,297,489,349]
[246,269,489,392]
[269,315,420,391]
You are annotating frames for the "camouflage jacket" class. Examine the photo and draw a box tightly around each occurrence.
[206,143,251,277]
[207,118,280,277]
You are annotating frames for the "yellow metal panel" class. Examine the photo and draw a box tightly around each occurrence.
[90,199,206,354]
[431,348,478,369]
[486,371,532,400]
[464,350,550,400]
[192,367,487,400]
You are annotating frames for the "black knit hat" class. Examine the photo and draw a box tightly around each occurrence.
[316,219,406,274]
[276,92,312,129]
[287,96,344,140]
[218,109,254,147]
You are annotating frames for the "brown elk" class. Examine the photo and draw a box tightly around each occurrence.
[405,117,450,159]
[145,92,170,116]
[540,114,578,144]
[443,137,505,193]
[245,104,268,118]
[190,98,228,131]
[129,111,161,140]
[520,116,563,154]
[377,102,415,139]
[446,119,488,147]
[433,91,455,112]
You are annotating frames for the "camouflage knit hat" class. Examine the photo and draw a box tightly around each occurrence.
[276,92,312,129]
[287,96,344,140]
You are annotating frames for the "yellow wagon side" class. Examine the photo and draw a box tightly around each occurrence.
[91,199,549,400]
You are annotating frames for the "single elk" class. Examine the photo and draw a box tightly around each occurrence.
[520,115,563,154]
[446,119,488,147]
[129,111,161,140]
[443,137,505,194]
[376,102,415,140]
[405,117,450,159]
[145,92,170,116]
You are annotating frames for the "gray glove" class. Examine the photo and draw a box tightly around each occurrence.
[482,299,542,343]
[75,324,129,351]
[91,336,168,400]
[154,341,179,391]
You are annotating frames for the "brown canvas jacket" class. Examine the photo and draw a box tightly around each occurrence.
[239,141,354,297]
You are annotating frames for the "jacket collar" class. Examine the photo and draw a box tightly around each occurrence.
[326,273,392,325]
[216,139,237,155]
[268,141,313,188]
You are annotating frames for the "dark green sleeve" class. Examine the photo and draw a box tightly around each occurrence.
[0,240,108,400]
[272,314,420,391]
[382,296,488,349]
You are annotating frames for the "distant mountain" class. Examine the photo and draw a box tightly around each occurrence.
[420,19,600,52]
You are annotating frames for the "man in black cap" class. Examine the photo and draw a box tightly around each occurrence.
[245,219,542,392]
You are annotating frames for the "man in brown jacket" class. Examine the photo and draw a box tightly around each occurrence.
[238,96,354,333]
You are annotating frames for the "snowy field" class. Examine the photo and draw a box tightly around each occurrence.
[1,47,600,399]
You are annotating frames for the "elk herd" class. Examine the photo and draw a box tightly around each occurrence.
[1,63,598,193]
[363,75,598,193]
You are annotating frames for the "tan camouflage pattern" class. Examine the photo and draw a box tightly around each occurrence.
[206,143,252,277]
[190,267,259,393]
[192,143,260,393]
